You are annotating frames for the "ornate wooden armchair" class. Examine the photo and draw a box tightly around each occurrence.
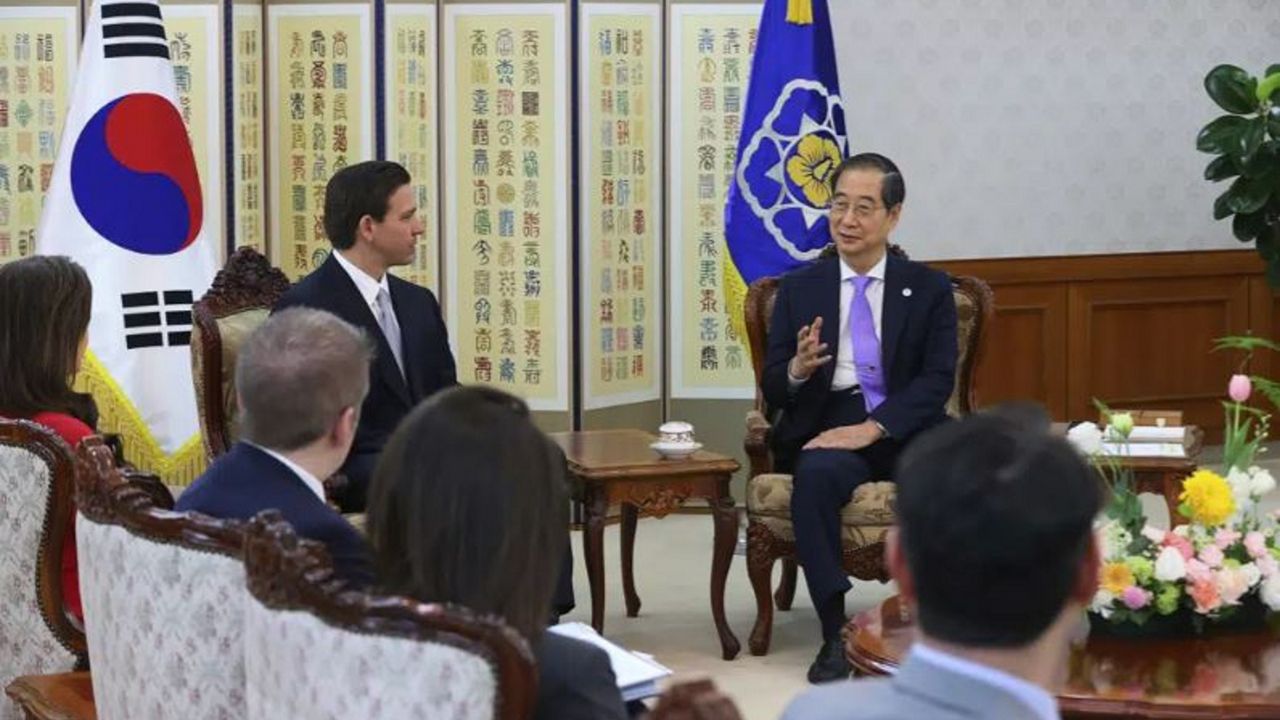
[74,437,248,719]
[191,246,291,460]
[0,421,85,720]
[741,247,993,656]
[242,511,537,720]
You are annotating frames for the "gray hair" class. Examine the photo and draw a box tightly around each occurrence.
[236,307,374,451]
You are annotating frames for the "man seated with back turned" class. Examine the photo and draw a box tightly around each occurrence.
[762,153,958,681]
[782,408,1102,720]
[177,307,374,586]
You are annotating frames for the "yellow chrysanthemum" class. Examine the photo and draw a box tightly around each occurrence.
[1100,561,1135,595]
[1179,469,1235,527]
[786,134,841,207]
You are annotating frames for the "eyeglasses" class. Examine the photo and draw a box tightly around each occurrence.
[829,200,882,219]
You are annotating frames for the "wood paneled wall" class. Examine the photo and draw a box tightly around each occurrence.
[934,250,1277,440]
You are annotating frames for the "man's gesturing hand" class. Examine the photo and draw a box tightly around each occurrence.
[787,316,831,381]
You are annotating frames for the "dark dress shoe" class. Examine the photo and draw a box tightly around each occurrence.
[807,638,851,684]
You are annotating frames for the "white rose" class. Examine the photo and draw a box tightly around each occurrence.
[1154,546,1187,582]
[1228,467,1254,511]
[1090,589,1115,618]
[1262,575,1280,612]
[1242,562,1263,590]
[1141,526,1166,544]
[1250,467,1276,498]
[1067,422,1104,456]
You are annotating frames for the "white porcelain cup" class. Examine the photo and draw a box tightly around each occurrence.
[658,420,695,444]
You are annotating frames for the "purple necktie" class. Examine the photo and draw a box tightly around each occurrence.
[849,275,886,411]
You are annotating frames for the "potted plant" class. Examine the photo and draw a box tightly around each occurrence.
[1198,64,1280,287]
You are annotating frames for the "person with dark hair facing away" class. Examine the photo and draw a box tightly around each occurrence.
[366,386,627,720]
[177,308,374,585]
[762,152,958,681]
[274,160,457,512]
[782,409,1102,720]
[0,255,98,624]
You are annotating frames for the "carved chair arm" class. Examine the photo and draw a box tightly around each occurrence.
[744,409,774,478]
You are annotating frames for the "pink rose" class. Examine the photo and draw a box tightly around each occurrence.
[1199,544,1225,568]
[1190,579,1223,614]
[1245,532,1269,560]
[1217,567,1251,606]
[1258,555,1279,578]
[1216,529,1242,549]
[1186,559,1214,584]
[1164,533,1195,561]
[1230,374,1253,403]
[1121,586,1152,610]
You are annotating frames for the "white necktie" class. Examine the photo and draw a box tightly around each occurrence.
[374,288,405,377]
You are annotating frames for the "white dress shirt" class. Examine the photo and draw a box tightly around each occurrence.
[332,249,391,317]
[789,251,886,391]
[248,443,326,502]
[910,643,1060,720]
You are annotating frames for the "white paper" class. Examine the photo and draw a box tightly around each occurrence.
[1100,442,1187,458]
[548,621,672,700]
[1107,426,1186,443]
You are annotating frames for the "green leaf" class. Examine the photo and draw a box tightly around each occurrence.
[1252,376,1280,413]
[1270,116,1280,141]
[1257,72,1280,103]
[1234,210,1268,241]
[1214,188,1235,220]
[1206,155,1240,181]
[1268,64,1280,78]
[1198,115,1250,155]
[1206,64,1260,114]
[1242,140,1280,178]
[1243,116,1269,161]
[1227,176,1271,214]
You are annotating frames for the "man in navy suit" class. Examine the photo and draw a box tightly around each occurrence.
[274,160,457,512]
[762,153,958,683]
[177,307,375,585]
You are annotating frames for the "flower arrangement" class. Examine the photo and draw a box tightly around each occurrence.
[1076,336,1280,634]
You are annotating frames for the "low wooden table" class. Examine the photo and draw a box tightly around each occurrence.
[550,429,742,660]
[1051,423,1204,525]
[846,595,1280,718]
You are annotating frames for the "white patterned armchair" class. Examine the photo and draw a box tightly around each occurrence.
[242,511,538,720]
[73,438,248,720]
[0,420,84,720]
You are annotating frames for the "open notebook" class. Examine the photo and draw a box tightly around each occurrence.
[548,622,673,702]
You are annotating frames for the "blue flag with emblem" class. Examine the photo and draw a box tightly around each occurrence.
[723,0,846,329]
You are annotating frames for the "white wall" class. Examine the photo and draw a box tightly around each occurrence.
[830,0,1280,260]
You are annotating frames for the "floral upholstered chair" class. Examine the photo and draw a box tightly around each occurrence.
[190,246,291,461]
[0,421,84,720]
[741,245,993,656]
[73,437,248,719]
[242,512,537,720]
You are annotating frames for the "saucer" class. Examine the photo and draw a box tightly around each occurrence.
[649,440,702,460]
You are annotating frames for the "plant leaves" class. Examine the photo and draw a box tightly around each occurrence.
[1234,210,1267,241]
[1206,155,1240,181]
[1206,64,1259,114]
[1227,176,1271,214]
[1214,334,1280,353]
[1257,72,1280,104]
[1252,376,1280,413]
[1214,188,1235,220]
[1199,115,1250,154]
[1242,116,1269,161]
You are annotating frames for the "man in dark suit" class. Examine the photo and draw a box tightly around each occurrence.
[762,153,958,682]
[275,160,457,512]
[177,307,374,585]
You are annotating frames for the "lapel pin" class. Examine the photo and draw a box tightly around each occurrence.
[902,288,913,297]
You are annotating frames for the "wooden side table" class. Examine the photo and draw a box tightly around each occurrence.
[845,596,1280,719]
[550,429,742,660]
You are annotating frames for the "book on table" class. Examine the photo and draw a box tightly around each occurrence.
[548,621,673,702]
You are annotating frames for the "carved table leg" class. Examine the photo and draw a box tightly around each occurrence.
[710,485,741,660]
[583,485,608,633]
[621,503,641,617]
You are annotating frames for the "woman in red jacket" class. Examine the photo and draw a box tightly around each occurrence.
[0,255,96,624]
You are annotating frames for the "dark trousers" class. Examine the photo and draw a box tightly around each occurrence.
[791,388,900,608]
[553,542,576,617]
